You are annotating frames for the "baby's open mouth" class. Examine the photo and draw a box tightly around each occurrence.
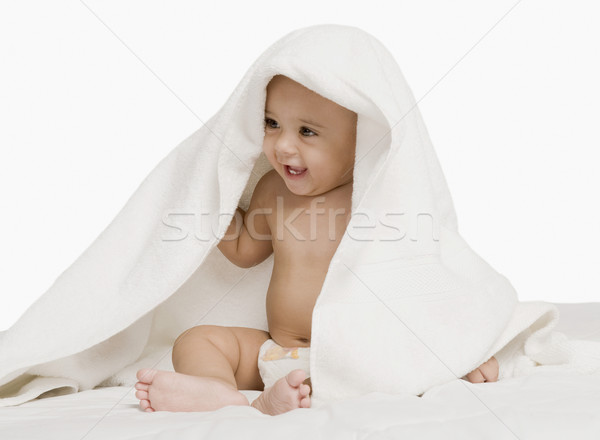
[284,165,308,177]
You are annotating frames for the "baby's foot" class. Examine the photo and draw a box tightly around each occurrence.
[251,369,311,415]
[134,368,249,412]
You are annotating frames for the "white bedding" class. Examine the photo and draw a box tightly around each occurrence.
[1,302,598,440]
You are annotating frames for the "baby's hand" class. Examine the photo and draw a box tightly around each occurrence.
[462,356,499,383]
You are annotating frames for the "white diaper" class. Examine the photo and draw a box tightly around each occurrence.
[257,339,311,389]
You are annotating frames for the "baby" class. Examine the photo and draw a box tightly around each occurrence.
[134,74,499,415]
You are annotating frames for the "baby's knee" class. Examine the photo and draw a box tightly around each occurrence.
[172,325,234,357]
[171,325,213,366]
[174,325,215,347]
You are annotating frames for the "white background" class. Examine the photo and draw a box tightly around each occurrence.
[1,1,598,331]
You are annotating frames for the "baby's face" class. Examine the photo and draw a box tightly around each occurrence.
[262,75,357,197]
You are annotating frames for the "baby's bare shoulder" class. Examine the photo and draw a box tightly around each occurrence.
[253,169,283,206]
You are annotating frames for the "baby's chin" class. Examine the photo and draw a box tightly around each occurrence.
[285,183,335,198]
[283,181,321,197]
[285,184,315,197]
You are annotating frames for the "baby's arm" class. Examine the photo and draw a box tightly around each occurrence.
[217,173,273,268]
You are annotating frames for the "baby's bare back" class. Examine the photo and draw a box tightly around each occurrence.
[262,171,352,347]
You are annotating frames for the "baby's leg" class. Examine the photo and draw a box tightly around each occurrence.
[135,326,311,414]
[172,325,270,390]
[135,325,269,412]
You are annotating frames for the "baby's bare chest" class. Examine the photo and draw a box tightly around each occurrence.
[267,192,352,260]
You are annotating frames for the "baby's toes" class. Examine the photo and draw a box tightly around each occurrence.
[136,368,158,384]
[299,395,311,408]
[299,383,310,397]
[135,390,149,401]
[135,382,149,391]
[139,399,153,411]
[285,369,306,388]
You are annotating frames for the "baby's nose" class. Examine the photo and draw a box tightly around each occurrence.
[275,150,297,163]
[274,139,299,159]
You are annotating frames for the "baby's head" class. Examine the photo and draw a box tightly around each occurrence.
[263,75,357,197]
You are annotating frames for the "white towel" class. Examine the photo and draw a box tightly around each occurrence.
[1,24,599,408]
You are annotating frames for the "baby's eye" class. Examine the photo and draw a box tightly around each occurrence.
[263,118,316,137]
[300,127,316,137]
[264,118,278,129]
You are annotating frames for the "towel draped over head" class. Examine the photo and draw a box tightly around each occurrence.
[1,24,599,408]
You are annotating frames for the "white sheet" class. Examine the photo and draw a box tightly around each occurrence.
[2,303,598,440]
